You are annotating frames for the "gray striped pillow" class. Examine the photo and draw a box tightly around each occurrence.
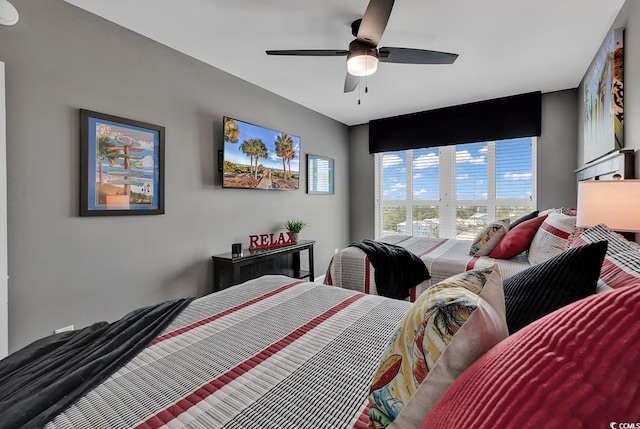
[504,241,607,333]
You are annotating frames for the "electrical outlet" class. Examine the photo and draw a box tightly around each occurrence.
[54,325,74,334]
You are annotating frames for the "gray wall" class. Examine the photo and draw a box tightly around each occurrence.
[578,1,640,172]
[537,90,579,210]
[1,0,350,352]
[349,124,374,242]
[348,90,580,241]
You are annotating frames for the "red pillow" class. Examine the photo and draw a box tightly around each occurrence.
[489,215,547,259]
[418,284,640,428]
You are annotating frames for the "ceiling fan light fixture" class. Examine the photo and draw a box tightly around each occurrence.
[347,53,379,76]
[347,40,379,77]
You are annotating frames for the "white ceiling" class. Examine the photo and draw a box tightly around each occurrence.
[63,0,625,126]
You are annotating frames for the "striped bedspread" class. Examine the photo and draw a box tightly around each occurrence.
[45,275,411,429]
[326,236,531,301]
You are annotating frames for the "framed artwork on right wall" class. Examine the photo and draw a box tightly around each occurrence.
[583,27,624,164]
[307,154,334,195]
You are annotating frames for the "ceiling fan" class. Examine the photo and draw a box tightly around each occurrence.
[265,0,458,93]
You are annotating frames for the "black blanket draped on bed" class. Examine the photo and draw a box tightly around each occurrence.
[350,239,431,299]
[0,296,194,429]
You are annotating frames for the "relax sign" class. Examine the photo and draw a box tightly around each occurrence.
[249,232,296,249]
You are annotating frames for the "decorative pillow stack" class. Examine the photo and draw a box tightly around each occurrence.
[503,240,607,333]
[569,223,640,289]
[489,215,547,259]
[469,219,510,256]
[418,284,640,429]
[467,210,578,261]
[368,265,508,429]
[527,212,577,265]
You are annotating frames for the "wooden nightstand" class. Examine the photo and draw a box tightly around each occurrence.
[211,240,315,292]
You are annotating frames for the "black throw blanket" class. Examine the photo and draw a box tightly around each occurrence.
[0,296,194,429]
[351,239,431,300]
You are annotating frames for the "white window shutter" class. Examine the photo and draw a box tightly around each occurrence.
[375,138,536,240]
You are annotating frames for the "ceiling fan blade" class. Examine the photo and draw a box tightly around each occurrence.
[266,49,348,56]
[356,0,395,47]
[344,72,359,93]
[378,47,458,64]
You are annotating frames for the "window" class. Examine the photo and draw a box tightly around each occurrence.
[375,137,536,239]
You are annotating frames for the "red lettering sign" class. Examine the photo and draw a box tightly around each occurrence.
[248,232,296,249]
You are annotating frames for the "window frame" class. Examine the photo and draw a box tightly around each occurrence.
[374,138,537,239]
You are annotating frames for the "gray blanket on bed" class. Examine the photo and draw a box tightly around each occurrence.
[0,296,194,429]
[351,239,430,299]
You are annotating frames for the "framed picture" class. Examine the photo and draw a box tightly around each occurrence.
[307,154,334,194]
[80,109,165,216]
[583,27,624,164]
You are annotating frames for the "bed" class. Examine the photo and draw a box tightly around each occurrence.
[325,235,531,301]
[21,275,410,429]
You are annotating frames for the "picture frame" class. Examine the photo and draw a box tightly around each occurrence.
[583,27,624,164]
[79,109,165,216]
[307,154,334,195]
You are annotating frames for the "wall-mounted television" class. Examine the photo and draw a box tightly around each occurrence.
[222,116,301,190]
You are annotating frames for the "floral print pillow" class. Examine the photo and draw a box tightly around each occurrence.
[368,265,508,429]
[469,219,510,256]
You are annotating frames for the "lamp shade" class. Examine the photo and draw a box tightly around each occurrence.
[576,180,640,232]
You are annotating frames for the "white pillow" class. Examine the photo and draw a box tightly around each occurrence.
[528,213,576,265]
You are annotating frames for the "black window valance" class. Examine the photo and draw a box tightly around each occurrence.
[368,91,542,153]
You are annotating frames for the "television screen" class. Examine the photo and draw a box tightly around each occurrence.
[222,117,301,190]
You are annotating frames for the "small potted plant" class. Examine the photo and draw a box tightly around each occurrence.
[284,219,308,243]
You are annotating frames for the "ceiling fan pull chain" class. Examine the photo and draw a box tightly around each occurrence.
[365,52,369,94]
[358,78,362,105]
